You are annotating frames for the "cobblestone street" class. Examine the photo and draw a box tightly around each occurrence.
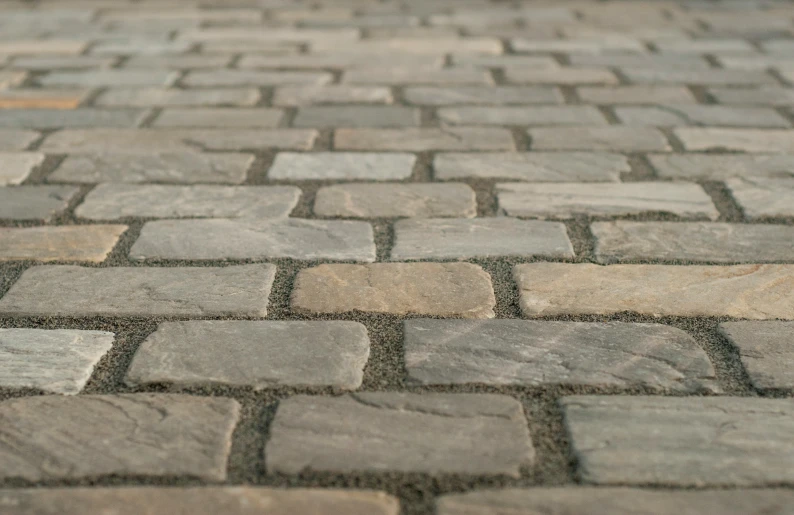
[1,0,794,513]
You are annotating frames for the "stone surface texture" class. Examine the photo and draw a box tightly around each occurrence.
[434,152,627,182]
[268,152,415,180]
[0,225,127,262]
[0,185,79,220]
[314,183,476,218]
[720,321,794,390]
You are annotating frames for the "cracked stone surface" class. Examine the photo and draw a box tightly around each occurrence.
[719,321,794,390]
[314,183,476,218]
[0,394,240,481]
[266,393,534,476]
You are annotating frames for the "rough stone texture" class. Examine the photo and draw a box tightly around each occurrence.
[126,321,370,390]
[0,264,276,317]
[0,185,79,221]
[314,183,476,218]
[511,37,644,53]
[152,108,284,128]
[0,129,39,151]
[0,89,89,109]
[334,128,515,151]
[344,68,493,85]
[391,218,574,260]
[38,70,178,87]
[292,263,496,318]
[648,154,794,180]
[268,152,415,181]
[675,128,794,152]
[621,68,776,85]
[592,221,794,263]
[561,395,794,486]
[240,53,443,70]
[615,106,790,128]
[265,393,533,476]
[0,152,44,185]
[404,86,563,105]
[438,106,607,126]
[0,109,150,129]
[0,488,400,515]
[725,177,794,219]
[506,68,619,85]
[720,321,794,390]
[0,329,114,394]
[577,86,697,104]
[125,54,233,69]
[513,263,794,319]
[569,54,710,69]
[49,152,255,184]
[293,106,420,127]
[76,184,300,219]
[130,219,376,262]
[437,488,794,515]
[0,40,87,55]
[183,70,333,87]
[0,394,240,481]
[497,182,718,219]
[404,320,717,391]
[0,225,128,262]
[434,152,627,182]
[709,87,794,106]
[273,85,393,106]
[9,56,114,71]
[96,88,261,107]
[529,127,671,151]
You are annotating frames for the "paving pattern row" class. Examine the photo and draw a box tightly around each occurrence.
[1,0,794,514]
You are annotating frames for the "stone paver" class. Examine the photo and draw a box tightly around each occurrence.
[529,127,671,151]
[506,68,619,85]
[152,108,284,128]
[513,263,794,319]
[0,109,149,129]
[126,321,369,390]
[314,183,476,218]
[592,221,794,263]
[725,177,794,219]
[437,488,794,515]
[0,265,276,317]
[434,152,628,182]
[0,129,39,151]
[344,68,493,85]
[96,88,261,107]
[0,89,90,109]
[273,85,393,106]
[404,86,563,105]
[0,394,239,481]
[0,225,127,262]
[648,154,794,180]
[709,87,794,106]
[720,321,794,390]
[615,106,790,128]
[49,152,255,184]
[438,106,607,126]
[621,68,776,86]
[404,320,717,391]
[183,70,333,87]
[0,488,400,515]
[496,182,718,219]
[675,128,794,152]
[0,328,114,394]
[0,185,79,220]
[391,218,573,260]
[0,152,44,185]
[38,70,178,87]
[291,263,496,318]
[130,219,375,262]
[335,128,515,151]
[293,106,420,128]
[265,393,533,476]
[561,396,794,485]
[76,184,300,219]
[268,152,415,181]
[577,86,697,104]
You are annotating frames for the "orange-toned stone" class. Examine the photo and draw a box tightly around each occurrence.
[0,90,87,109]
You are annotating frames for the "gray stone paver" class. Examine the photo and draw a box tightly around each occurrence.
[719,321,794,390]
[725,177,794,219]
[404,86,563,105]
[0,129,40,151]
[268,152,415,180]
[152,108,284,128]
[0,152,44,185]
[314,183,476,218]
[335,128,515,151]
[529,127,671,151]
[434,152,628,181]
[96,88,261,107]
[0,185,80,220]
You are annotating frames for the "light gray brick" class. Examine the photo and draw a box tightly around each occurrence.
[0,185,79,220]
[675,128,794,152]
[335,128,514,151]
[89,40,193,55]
[434,152,627,182]
[621,68,776,85]
[404,320,717,391]
[97,88,261,107]
[569,53,710,69]
[268,152,415,181]
[0,70,27,88]
[183,70,333,87]
[0,225,127,263]
[266,393,533,476]
[177,27,361,45]
[344,68,493,85]
[648,153,794,180]
[0,264,276,317]
[293,106,420,128]
[404,86,563,105]
[716,55,794,70]
[709,87,794,105]
[439,105,606,126]
[725,177,794,218]
[615,105,789,128]
[38,70,178,87]
[313,37,502,55]
[511,37,645,53]
[123,54,233,69]
[577,86,697,104]
[0,108,149,129]
[126,321,369,390]
[0,129,39,151]
[152,108,284,128]
[720,321,794,390]
[450,54,559,69]
[562,396,794,485]
[529,127,671,151]
[0,152,44,185]
[314,183,476,218]
[273,86,393,106]
[0,39,87,55]
[239,53,444,70]
[656,39,755,53]
[506,68,619,85]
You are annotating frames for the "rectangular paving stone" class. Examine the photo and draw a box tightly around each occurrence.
[506,68,619,85]
[451,55,560,69]
[438,106,607,126]
[511,37,645,53]
[0,487,400,515]
[656,38,755,53]
[9,56,115,70]
[0,394,239,481]
[183,70,333,87]
[89,40,194,55]
[0,185,79,220]
[268,152,415,181]
[0,89,91,109]
[593,221,794,263]
[273,85,393,106]
[130,219,375,262]
[497,182,717,219]
[292,263,496,318]
[577,86,697,104]
[0,225,127,262]
[41,129,317,152]
[720,321,794,390]
[0,70,27,89]
[725,177,794,219]
[615,105,789,128]
[38,70,178,87]
[438,488,794,515]
[0,39,86,55]
[126,321,369,390]
[313,37,502,55]
[76,184,300,220]
[239,53,443,70]
[293,106,420,128]
[343,68,493,85]
[675,128,794,152]
[314,183,476,218]
[177,27,360,45]
[50,152,254,184]
[404,320,717,392]
[529,127,671,151]
[152,108,284,128]
[569,53,710,69]
[0,129,39,151]
[513,263,794,319]
[123,54,233,69]
[648,154,794,180]
[0,264,276,317]
[335,128,515,151]
[621,68,776,85]
[96,88,261,107]
[391,218,573,260]
[434,152,627,182]
[0,328,114,394]
[404,86,563,105]
[265,393,533,476]
[709,87,794,106]
[0,152,44,185]
[0,108,149,129]
[561,396,794,485]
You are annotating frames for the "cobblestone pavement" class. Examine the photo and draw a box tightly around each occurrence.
[1,0,794,513]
